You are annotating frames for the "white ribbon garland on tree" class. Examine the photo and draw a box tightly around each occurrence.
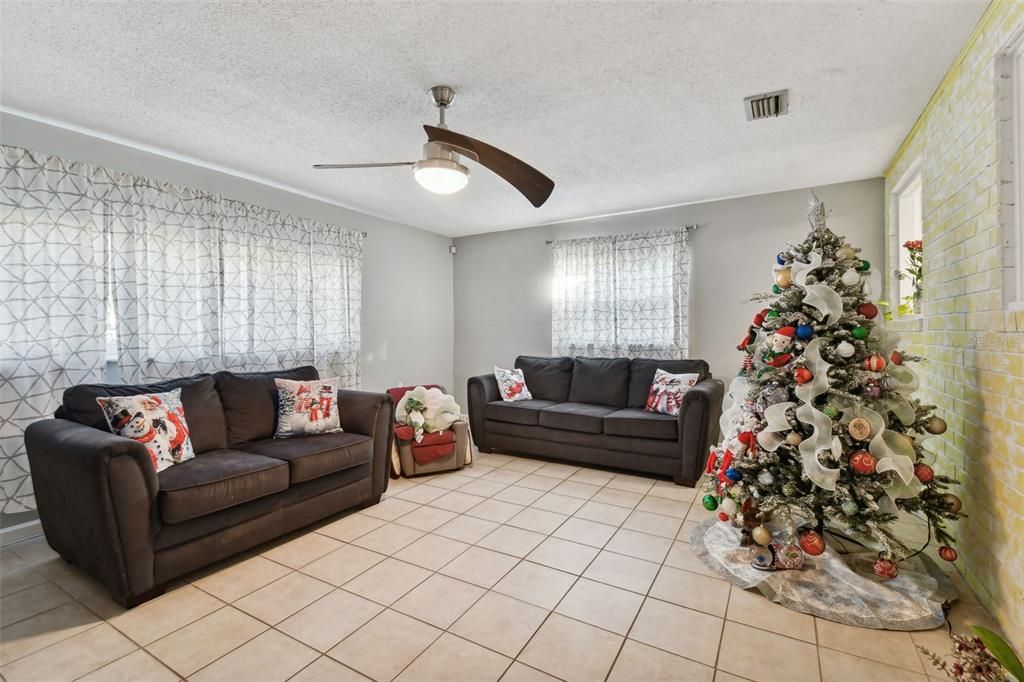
[839,406,922,497]
[755,337,842,490]
[789,251,844,325]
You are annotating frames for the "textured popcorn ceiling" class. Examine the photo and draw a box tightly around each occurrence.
[0,1,986,237]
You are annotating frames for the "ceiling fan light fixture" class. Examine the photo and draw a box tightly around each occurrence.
[413,158,469,195]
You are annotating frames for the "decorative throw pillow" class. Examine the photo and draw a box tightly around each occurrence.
[644,369,700,416]
[494,366,533,402]
[96,389,195,472]
[274,377,342,438]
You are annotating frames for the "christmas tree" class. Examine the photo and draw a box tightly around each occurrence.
[702,194,963,580]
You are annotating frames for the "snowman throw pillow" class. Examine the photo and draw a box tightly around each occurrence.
[493,366,533,402]
[644,369,700,416]
[274,377,343,438]
[96,389,196,472]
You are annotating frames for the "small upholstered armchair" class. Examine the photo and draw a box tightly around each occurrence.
[387,384,469,477]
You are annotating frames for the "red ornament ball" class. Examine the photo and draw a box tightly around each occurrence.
[914,462,934,483]
[857,302,879,319]
[864,355,887,372]
[850,450,877,474]
[891,351,904,365]
[718,512,730,522]
[873,558,899,580]
[794,367,813,384]
[798,530,826,556]
[938,546,958,562]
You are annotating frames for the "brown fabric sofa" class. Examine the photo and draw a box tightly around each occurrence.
[24,366,393,607]
[468,356,724,486]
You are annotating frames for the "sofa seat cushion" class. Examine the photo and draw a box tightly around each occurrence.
[236,432,372,484]
[485,399,559,426]
[157,449,289,523]
[604,408,678,441]
[538,402,616,434]
[154,462,372,552]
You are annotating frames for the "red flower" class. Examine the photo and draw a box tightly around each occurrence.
[903,239,923,251]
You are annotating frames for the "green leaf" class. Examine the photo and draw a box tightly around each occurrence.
[970,625,1024,682]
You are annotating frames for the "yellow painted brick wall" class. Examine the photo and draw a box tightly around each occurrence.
[885,0,1024,648]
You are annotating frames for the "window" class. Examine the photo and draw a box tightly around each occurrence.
[551,229,691,359]
[893,169,923,315]
[999,28,1024,307]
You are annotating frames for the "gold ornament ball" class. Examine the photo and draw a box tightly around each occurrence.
[752,526,773,546]
[837,245,857,260]
[847,417,872,441]
[943,494,962,514]
[785,431,803,446]
[925,416,947,435]
[775,269,793,289]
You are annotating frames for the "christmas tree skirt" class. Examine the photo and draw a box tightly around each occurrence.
[691,518,957,630]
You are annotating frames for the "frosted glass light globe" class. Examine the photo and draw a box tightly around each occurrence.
[413,159,469,194]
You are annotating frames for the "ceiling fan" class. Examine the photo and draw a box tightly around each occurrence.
[313,85,554,208]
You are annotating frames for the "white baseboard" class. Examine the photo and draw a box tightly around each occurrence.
[0,519,43,547]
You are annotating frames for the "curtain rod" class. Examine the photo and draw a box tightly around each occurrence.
[545,224,699,245]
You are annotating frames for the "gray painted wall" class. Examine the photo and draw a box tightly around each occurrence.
[452,178,884,406]
[0,112,455,394]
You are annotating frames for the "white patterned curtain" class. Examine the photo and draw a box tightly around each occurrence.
[108,177,222,382]
[0,147,108,514]
[0,144,364,514]
[219,204,315,373]
[311,222,363,386]
[552,229,691,359]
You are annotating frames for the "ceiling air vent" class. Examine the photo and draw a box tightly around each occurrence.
[744,90,789,121]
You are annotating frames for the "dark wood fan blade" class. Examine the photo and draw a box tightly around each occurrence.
[423,125,554,207]
[313,162,415,169]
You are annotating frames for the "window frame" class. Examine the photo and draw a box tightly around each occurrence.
[998,26,1024,310]
[889,158,923,318]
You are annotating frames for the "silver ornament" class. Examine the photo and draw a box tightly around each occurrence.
[836,341,855,358]
[841,501,858,516]
[757,470,775,486]
[841,269,860,286]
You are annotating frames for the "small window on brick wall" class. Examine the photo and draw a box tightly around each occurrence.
[893,170,923,316]
[998,28,1024,308]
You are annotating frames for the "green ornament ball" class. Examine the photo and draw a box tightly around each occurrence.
[702,494,719,511]
[851,326,869,340]
[766,310,780,319]
[856,259,871,272]
[823,405,840,419]
[772,284,782,294]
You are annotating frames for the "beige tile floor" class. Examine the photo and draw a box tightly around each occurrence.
[0,451,1002,682]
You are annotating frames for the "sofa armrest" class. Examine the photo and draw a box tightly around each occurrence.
[467,374,500,451]
[676,378,725,485]
[338,389,394,497]
[24,418,159,604]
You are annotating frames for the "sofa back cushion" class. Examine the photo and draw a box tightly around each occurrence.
[627,358,710,408]
[62,374,228,454]
[215,366,320,445]
[514,356,574,402]
[567,357,630,408]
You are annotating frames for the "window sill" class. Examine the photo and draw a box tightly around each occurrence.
[887,315,924,333]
